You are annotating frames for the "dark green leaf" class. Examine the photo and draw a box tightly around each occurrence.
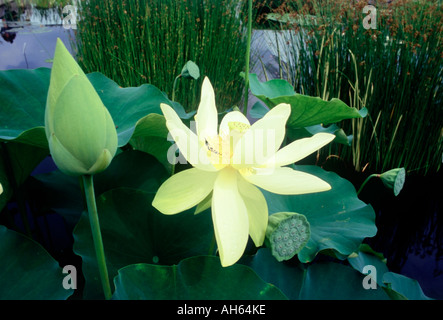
[33,150,170,231]
[113,255,287,300]
[347,245,432,300]
[241,248,389,300]
[382,272,432,300]
[128,114,172,172]
[287,124,353,146]
[0,68,191,149]
[0,142,48,212]
[73,187,214,299]
[0,68,50,148]
[0,225,73,299]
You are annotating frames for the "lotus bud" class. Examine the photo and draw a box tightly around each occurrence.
[379,168,406,196]
[265,212,311,262]
[45,39,117,176]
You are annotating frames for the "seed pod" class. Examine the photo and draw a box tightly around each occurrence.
[180,60,200,80]
[379,168,406,196]
[265,211,311,262]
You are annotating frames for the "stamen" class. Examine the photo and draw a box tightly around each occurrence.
[228,121,250,133]
[205,138,221,156]
[205,135,231,165]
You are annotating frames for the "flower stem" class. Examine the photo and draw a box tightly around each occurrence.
[243,0,253,117]
[81,175,112,300]
[172,74,181,102]
[356,174,379,196]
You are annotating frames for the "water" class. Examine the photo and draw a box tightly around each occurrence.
[343,168,443,300]
[0,3,74,70]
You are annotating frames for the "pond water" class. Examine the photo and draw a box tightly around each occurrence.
[1,2,442,300]
[347,168,443,300]
[0,4,74,70]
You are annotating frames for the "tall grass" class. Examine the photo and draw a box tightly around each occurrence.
[262,0,443,174]
[75,0,247,112]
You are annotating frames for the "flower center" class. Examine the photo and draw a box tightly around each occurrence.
[204,121,250,166]
[205,135,230,165]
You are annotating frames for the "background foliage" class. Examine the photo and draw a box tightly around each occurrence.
[250,0,443,174]
[75,0,247,112]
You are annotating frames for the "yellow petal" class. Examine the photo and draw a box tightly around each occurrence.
[265,133,335,168]
[194,191,212,215]
[195,77,218,141]
[232,103,291,169]
[160,103,217,172]
[152,168,218,215]
[0,183,3,195]
[237,175,268,247]
[212,167,249,267]
[241,166,331,195]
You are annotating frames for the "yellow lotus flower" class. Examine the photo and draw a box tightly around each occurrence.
[0,182,3,195]
[152,77,335,266]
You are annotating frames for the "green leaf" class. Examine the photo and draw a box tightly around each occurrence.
[240,248,389,300]
[0,225,73,299]
[0,68,50,148]
[348,247,389,286]
[299,261,389,300]
[288,124,353,146]
[249,101,270,119]
[87,72,192,146]
[73,187,214,299]
[248,73,366,128]
[33,150,170,231]
[0,142,48,212]
[382,272,432,300]
[128,113,172,172]
[262,165,377,263]
[347,245,432,300]
[113,255,287,300]
[180,60,200,80]
[251,101,353,146]
[0,68,191,149]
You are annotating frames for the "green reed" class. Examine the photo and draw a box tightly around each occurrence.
[263,0,443,174]
[74,0,247,112]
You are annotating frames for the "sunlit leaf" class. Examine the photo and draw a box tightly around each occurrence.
[248,73,366,128]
